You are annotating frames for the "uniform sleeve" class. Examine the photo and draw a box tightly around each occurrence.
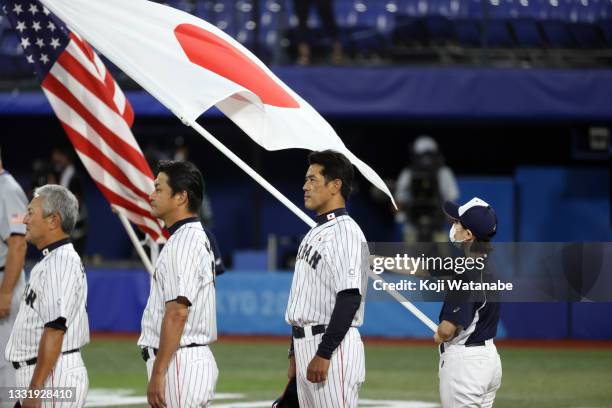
[439,301,473,328]
[162,229,213,305]
[328,222,368,295]
[39,255,84,331]
[0,184,27,240]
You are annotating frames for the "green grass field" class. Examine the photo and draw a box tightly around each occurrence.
[83,338,612,407]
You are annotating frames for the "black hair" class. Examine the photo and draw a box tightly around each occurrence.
[308,150,354,201]
[458,220,495,255]
[156,160,204,213]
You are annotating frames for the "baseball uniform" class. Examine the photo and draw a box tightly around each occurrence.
[0,170,28,407]
[5,239,90,407]
[138,217,218,408]
[285,208,368,407]
[438,262,502,408]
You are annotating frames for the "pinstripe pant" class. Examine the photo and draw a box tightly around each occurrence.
[146,345,218,408]
[0,273,23,408]
[14,352,88,407]
[294,328,365,408]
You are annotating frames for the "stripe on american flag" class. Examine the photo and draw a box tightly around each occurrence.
[4,0,165,241]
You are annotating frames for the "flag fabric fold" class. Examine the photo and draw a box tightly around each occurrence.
[38,0,396,206]
[2,0,166,242]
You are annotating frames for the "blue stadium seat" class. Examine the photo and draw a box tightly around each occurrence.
[512,18,547,46]
[335,0,358,27]
[488,0,519,46]
[258,0,285,52]
[209,0,237,36]
[568,22,605,46]
[599,19,612,45]
[194,0,213,20]
[392,13,429,44]
[510,0,547,47]
[341,1,393,52]
[540,19,576,46]
[453,18,483,46]
[422,15,455,43]
[235,0,257,48]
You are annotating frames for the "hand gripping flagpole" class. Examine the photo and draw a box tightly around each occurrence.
[187,119,437,333]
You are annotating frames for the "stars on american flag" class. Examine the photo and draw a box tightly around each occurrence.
[12,3,23,15]
[20,37,30,49]
[4,1,71,77]
[27,3,38,15]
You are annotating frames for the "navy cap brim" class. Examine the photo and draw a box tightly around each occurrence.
[442,201,460,219]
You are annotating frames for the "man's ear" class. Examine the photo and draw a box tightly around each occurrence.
[465,228,475,241]
[48,212,62,231]
[175,190,188,207]
[332,179,342,195]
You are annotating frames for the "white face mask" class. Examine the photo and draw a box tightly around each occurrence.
[449,223,465,248]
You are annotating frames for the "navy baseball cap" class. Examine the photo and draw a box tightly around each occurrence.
[443,197,497,240]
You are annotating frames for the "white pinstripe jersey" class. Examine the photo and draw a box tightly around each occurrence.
[138,218,217,348]
[285,209,368,327]
[5,240,89,362]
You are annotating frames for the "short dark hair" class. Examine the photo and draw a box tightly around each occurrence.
[157,160,204,213]
[308,150,354,200]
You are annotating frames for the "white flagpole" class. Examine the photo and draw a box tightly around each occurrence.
[188,120,316,228]
[187,119,437,332]
[113,206,155,276]
[148,235,160,266]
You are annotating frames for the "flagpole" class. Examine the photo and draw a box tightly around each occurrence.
[187,120,437,332]
[188,120,316,228]
[113,206,155,276]
[368,270,438,332]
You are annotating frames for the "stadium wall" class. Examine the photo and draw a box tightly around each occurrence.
[86,268,612,339]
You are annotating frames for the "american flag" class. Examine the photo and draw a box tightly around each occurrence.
[1,0,166,242]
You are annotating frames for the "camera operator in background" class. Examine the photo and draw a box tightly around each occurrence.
[394,136,459,243]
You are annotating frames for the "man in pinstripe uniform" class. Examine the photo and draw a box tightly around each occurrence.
[0,146,28,407]
[286,150,368,407]
[139,160,218,408]
[5,185,89,407]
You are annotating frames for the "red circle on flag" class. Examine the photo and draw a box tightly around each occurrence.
[175,23,299,109]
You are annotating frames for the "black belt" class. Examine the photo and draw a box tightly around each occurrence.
[0,266,4,272]
[12,348,80,370]
[292,325,326,339]
[141,343,206,362]
[439,341,485,355]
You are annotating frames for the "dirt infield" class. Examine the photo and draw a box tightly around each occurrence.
[91,332,612,349]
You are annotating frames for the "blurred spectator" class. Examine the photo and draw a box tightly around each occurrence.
[394,136,459,243]
[293,0,343,65]
[31,159,58,192]
[50,147,88,255]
